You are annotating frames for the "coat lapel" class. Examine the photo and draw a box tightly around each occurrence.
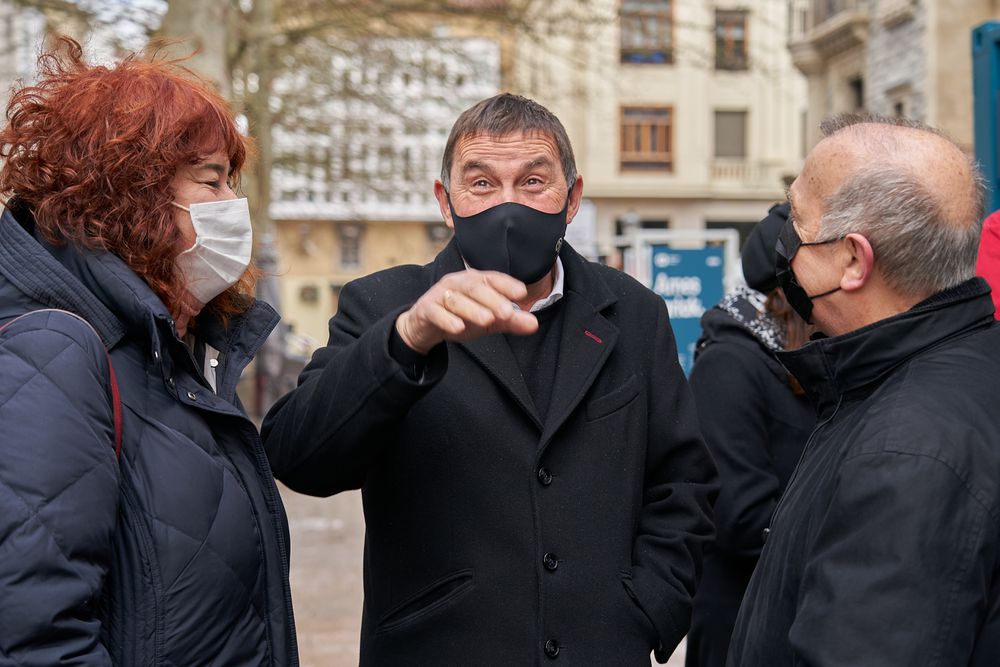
[458,334,542,429]
[436,240,543,428]
[538,291,618,449]
[538,247,619,449]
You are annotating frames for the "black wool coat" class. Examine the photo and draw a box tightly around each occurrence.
[263,240,718,666]
[728,279,1000,666]
[685,303,814,667]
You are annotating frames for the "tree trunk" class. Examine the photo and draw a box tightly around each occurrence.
[157,0,230,96]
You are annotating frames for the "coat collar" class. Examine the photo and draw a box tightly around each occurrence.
[0,204,277,369]
[0,205,127,348]
[777,278,995,413]
[434,238,620,439]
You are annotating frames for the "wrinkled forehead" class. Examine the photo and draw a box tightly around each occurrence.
[453,129,560,154]
[450,130,564,176]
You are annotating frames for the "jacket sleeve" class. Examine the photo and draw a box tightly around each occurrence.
[629,299,719,662]
[261,279,447,496]
[789,450,991,666]
[0,314,119,666]
[688,344,780,558]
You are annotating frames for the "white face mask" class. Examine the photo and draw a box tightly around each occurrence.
[172,198,253,304]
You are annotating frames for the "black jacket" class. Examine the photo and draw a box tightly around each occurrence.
[0,206,297,666]
[728,278,1000,666]
[686,294,814,667]
[263,240,718,665]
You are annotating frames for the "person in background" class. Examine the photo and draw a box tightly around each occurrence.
[685,202,815,667]
[975,208,1000,318]
[0,39,297,665]
[262,93,717,665]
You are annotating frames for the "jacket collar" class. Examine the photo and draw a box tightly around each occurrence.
[777,278,995,413]
[0,205,277,365]
[0,205,128,347]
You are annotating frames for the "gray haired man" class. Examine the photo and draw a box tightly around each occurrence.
[263,93,718,665]
[727,115,1000,666]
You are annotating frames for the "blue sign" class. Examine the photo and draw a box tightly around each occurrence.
[972,21,1000,214]
[650,245,726,374]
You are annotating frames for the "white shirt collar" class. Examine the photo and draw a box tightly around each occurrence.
[520,257,564,313]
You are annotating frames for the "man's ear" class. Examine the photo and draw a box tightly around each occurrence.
[840,232,875,292]
[434,180,454,230]
[565,175,584,225]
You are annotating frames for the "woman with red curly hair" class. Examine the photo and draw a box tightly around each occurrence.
[0,40,298,665]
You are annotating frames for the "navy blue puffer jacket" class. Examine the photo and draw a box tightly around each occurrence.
[0,205,297,666]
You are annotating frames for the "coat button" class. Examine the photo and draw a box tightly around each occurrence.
[187,391,197,401]
[152,349,160,361]
[762,527,770,544]
[167,376,175,389]
[543,553,559,571]
[544,639,560,658]
[537,468,553,486]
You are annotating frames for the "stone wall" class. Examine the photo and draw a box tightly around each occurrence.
[865,0,927,120]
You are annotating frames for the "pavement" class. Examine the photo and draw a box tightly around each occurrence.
[281,486,687,666]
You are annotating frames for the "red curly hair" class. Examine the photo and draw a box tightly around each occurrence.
[0,37,256,320]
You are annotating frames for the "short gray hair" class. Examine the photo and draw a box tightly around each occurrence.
[814,114,986,296]
[440,93,577,190]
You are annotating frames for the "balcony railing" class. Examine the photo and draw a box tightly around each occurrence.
[710,160,787,190]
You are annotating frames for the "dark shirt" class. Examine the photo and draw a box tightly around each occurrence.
[505,299,566,424]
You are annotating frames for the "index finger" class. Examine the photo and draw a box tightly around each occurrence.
[475,271,528,303]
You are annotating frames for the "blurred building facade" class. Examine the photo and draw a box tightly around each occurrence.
[270,36,501,345]
[509,0,808,263]
[789,0,1000,151]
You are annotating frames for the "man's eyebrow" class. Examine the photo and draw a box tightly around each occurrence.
[459,159,493,175]
[522,157,555,171]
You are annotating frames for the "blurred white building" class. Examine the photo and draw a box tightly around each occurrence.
[270,36,501,343]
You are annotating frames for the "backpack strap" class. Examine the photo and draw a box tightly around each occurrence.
[0,309,123,459]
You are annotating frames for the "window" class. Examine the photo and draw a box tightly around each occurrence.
[887,84,911,119]
[615,218,670,236]
[715,10,749,70]
[338,223,362,270]
[848,76,865,111]
[714,110,747,158]
[620,0,673,64]
[620,106,673,171]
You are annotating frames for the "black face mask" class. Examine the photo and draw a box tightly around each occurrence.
[449,197,568,284]
[775,217,842,324]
